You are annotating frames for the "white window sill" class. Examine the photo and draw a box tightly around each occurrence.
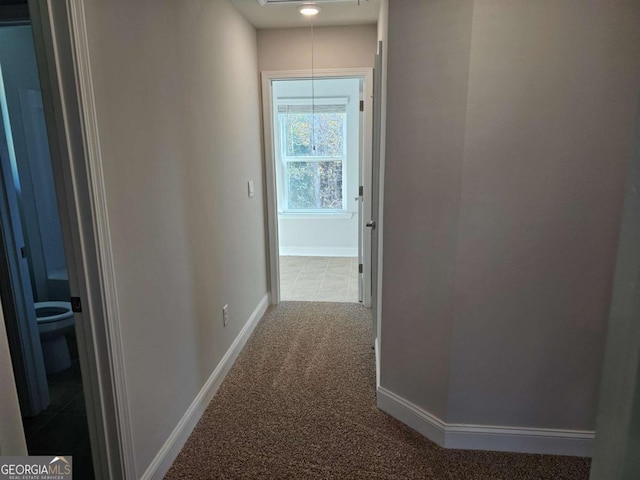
[278,211,355,220]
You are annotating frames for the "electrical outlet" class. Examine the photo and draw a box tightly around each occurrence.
[223,304,229,326]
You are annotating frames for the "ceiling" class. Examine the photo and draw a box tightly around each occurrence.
[229,0,380,29]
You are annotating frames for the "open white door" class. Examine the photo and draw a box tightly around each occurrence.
[357,85,364,303]
[360,75,374,309]
[370,42,383,344]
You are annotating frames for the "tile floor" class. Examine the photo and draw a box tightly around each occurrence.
[279,256,360,303]
[22,360,95,479]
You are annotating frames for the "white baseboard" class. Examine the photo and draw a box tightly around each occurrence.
[279,247,358,257]
[377,386,447,446]
[374,337,380,389]
[140,293,270,480]
[444,423,595,457]
[376,387,595,457]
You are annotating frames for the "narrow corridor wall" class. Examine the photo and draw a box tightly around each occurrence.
[81,0,267,474]
[381,0,640,446]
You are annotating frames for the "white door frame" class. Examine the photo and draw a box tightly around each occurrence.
[25,1,134,478]
[261,68,374,306]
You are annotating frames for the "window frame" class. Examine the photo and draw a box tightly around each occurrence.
[276,97,349,214]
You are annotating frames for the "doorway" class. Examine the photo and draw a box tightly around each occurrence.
[263,69,374,306]
[0,22,94,479]
[274,77,360,303]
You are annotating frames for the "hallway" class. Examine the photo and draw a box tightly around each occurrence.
[165,302,590,479]
[1,0,637,477]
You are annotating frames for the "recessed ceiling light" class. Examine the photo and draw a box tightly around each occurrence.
[298,3,321,16]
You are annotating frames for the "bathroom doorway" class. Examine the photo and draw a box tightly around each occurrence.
[0,21,94,479]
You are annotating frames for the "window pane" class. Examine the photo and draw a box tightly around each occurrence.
[282,112,345,157]
[287,161,343,210]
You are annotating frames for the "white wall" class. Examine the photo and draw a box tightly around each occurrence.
[258,25,377,72]
[82,0,267,475]
[273,78,360,257]
[382,0,474,419]
[381,0,640,448]
[447,0,640,430]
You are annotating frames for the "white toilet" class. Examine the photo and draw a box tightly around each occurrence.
[35,301,75,374]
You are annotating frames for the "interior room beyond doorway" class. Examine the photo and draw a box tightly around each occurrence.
[273,76,363,303]
[0,22,94,479]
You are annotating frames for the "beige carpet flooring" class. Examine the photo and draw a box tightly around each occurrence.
[165,302,591,479]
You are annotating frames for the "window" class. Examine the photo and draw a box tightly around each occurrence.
[278,102,347,212]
